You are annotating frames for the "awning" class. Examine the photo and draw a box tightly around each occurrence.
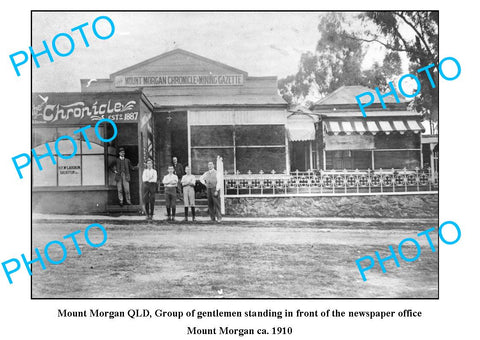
[324,119,425,135]
[286,114,317,141]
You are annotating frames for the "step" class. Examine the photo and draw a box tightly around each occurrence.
[106,204,143,214]
[155,197,208,205]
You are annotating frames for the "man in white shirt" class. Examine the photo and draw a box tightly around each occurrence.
[162,165,178,221]
[200,161,222,222]
[181,165,197,221]
[142,159,157,220]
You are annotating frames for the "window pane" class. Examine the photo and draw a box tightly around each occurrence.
[55,138,79,157]
[82,140,104,154]
[374,150,421,170]
[58,156,81,186]
[57,127,81,140]
[352,151,372,170]
[236,147,286,173]
[374,134,420,149]
[191,126,233,146]
[191,148,234,174]
[235,125,285,146]
[32,127,56,147]
[33,154,57,187]
[83,124,103,147]
[82,155,105,185]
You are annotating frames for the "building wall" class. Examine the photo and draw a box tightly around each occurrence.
[32,190,113,214]
[225,194,438,218]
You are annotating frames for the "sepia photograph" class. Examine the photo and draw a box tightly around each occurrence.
[30,11,439,298]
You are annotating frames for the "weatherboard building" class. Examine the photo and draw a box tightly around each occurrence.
[32,49,437,214]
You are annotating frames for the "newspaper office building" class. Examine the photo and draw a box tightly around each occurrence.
[32,49,433,214]
[32,49,288,213]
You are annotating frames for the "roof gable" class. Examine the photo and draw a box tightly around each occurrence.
[315,85,408,106]
[110,49,248,79]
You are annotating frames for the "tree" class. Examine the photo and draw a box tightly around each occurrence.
[279,12,439,133]
[279,12,402,107]
[348,12,439,133]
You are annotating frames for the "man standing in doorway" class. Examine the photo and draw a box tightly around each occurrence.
[162,165,178,221]
[112,147,138,207]
[172,156,185,199]
[200,161,222,222]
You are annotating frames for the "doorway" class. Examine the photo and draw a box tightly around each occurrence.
[290,141,313,171]
[154,111,188,177]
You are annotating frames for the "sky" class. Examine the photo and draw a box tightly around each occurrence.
[32,12,320,92]
[31,11,394,93]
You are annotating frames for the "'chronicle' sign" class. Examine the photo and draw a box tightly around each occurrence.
[114,74,244,87]
[32,92,140,124]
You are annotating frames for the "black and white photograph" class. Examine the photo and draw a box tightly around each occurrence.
[29,11,440,299]
[3,1,480,339]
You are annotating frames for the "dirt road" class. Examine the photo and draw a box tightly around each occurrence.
[31,219,438,298]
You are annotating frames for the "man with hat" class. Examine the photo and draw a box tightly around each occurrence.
[111,147,138,207]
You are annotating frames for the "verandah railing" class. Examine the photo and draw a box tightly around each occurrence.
[224,168,438,196]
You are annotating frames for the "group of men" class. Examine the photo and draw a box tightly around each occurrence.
[111,148,222,222]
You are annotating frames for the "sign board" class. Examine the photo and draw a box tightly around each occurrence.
[114,74,244,87]
[324,134,375,151]
[32,92,140,125]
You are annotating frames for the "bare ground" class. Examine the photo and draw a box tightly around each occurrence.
[31,219,439,298]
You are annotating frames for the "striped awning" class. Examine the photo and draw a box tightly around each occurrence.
[324,119,425,135]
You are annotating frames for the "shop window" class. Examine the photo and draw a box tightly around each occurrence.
[236,147,285,173]
[32,126,106,187]
[191,148,234,174]
[33,127,57,147]
[326,150,372,170]
[235,125,285,146]
[82,154,105,185]
[374,150,421,169]
[58,156,81,186]
[374,133,420,149]
[191,125,234,146]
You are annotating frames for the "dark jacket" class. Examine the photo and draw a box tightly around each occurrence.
[173,162,185,179]
[112,157,136,182]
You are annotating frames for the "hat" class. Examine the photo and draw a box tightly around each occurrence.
[119,147,125,153]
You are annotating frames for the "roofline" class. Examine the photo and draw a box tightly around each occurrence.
[313,102,410,111]
[140,92,154,111]
[80,78,111,82]
[32,90,144,95]
[246,76,278,80]
[314,85,348,105]
[109,48,249,79]
[151,103,288,110]
[313,85,411,106]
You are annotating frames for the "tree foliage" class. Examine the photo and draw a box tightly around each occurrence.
[279,13,402,106]
[357,12,439,130]
[279,11,439,132]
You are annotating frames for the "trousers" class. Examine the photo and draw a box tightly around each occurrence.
[116,172,131,204]
[143,182,156,215]
[165,186,177,209]
[206,187,222,221]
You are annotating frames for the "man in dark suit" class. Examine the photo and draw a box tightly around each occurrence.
[172,156,185,199]
[111,147,137,206]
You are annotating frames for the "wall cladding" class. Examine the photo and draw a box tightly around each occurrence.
[225,194,438,218]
